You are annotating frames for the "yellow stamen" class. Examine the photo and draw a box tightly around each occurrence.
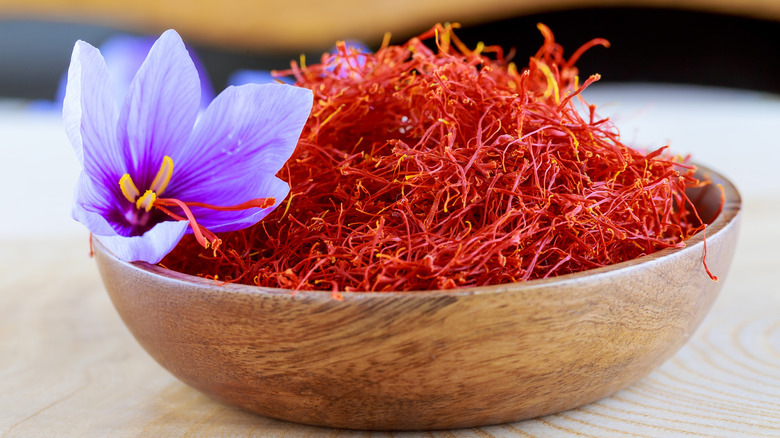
[149,155,174,196]
[135,190,157,212]
[119,174,140,203]
[536,61,560,104]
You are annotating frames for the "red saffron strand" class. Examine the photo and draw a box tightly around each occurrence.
[153,197,275,250]
[155,199,216,249]
[161,23,713,291]
[180,198,275,211]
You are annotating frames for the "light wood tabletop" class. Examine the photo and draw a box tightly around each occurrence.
[1,84,779,436]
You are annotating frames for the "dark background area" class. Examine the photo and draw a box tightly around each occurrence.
[1,7,779,100]
[451,8,779,93]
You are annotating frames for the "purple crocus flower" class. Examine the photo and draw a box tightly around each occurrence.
[64,29,313,263]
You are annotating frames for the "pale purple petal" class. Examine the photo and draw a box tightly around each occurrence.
[99,35,154,108]
[163,83,311,234]
[74,171,188,263]
[116,29,201,190]
[101,34,215,109]
[173,83,312,194]
[63,40,124,188]
[72,171,153,239]
[94,221,189,264]
[73,172,188,263]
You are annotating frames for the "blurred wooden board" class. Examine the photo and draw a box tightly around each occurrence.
[1,0,780,50]
[1,194,779,437]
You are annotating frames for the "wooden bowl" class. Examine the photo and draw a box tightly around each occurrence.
[94,164,741,430]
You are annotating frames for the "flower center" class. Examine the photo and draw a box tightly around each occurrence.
[117,155,277,251]
[119,155,173,212]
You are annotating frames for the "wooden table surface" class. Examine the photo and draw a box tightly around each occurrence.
[2,85,779,437]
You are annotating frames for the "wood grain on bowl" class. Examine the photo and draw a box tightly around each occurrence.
[93,164,740,430]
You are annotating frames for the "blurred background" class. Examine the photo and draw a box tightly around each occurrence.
[3,4,778,434]
[2,2,780,98]
[1,0,779,239]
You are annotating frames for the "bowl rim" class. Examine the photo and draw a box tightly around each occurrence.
[94,162,741,299]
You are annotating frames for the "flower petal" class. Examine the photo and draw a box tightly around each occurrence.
[94,221,189,264]
[116,29,201,189]
[71,172,123,236]
[100,34,215,109]
[63,40,124,188]
[173,83,312,193]
[74,171,188,263]
[99,35,155,108]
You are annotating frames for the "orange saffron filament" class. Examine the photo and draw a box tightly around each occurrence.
[154,198,216,249]
[154,197,276,250]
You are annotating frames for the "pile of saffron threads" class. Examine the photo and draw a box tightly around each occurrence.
[162,23,712,296]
